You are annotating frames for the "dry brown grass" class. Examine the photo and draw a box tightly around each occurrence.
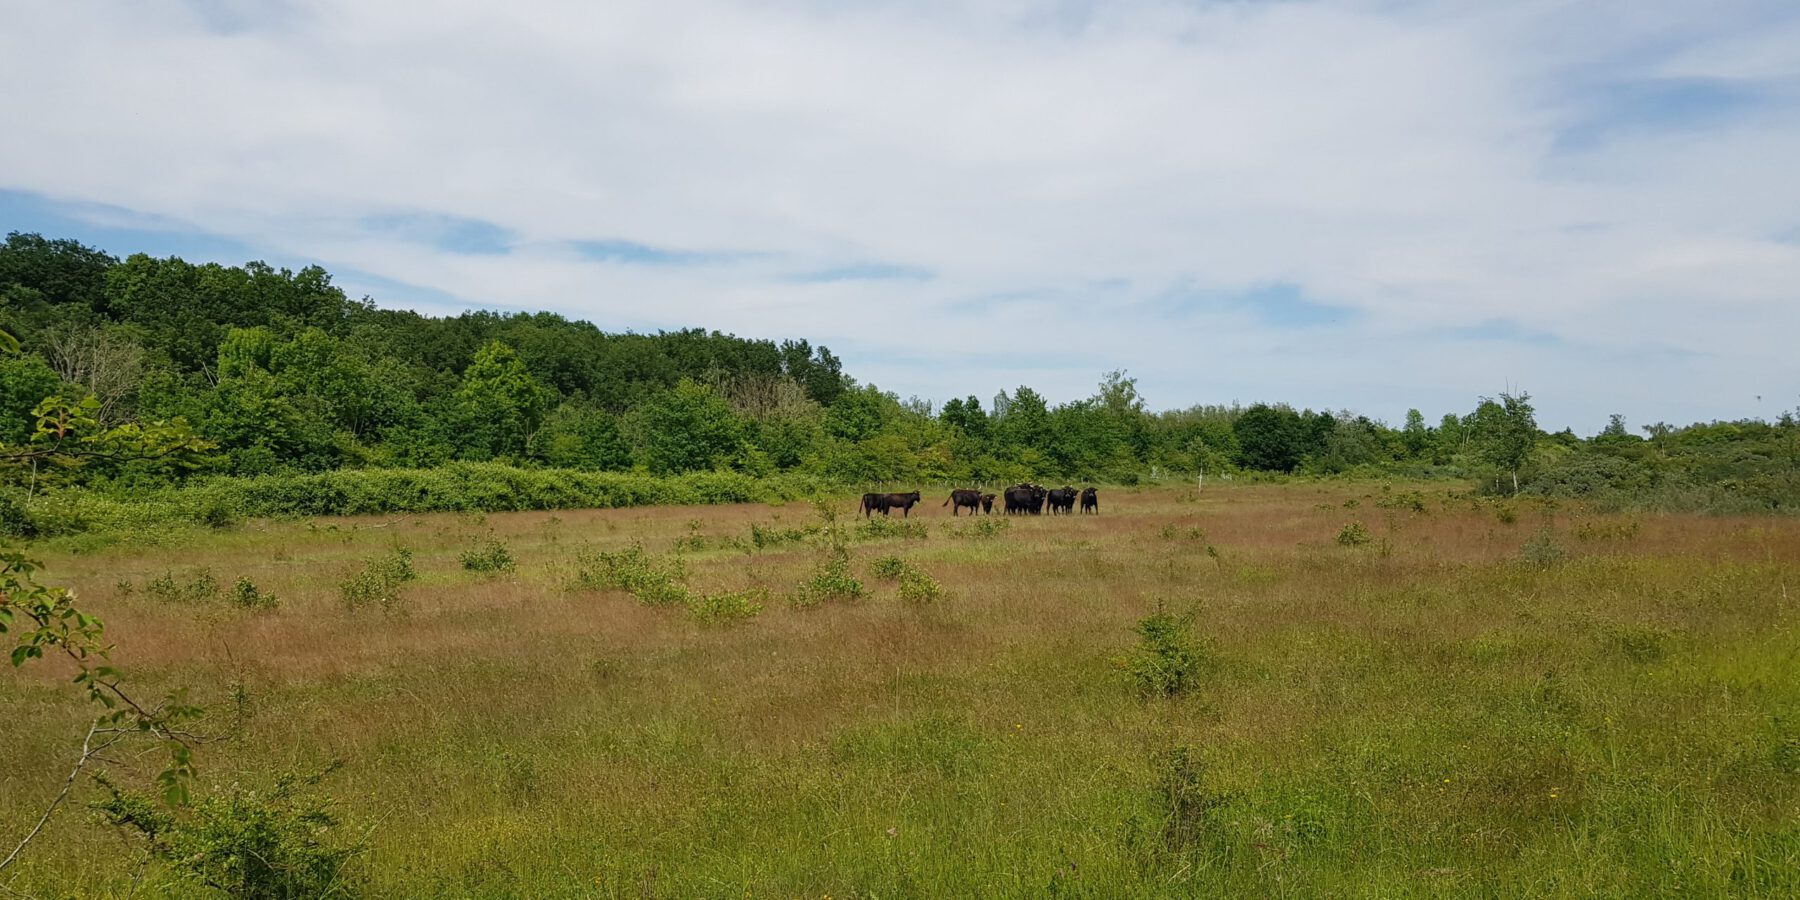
[5,482,1800,897]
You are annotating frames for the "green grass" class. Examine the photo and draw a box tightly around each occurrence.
[3,484,1799,897]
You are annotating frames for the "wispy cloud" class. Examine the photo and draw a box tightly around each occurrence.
[2,0,1797,429]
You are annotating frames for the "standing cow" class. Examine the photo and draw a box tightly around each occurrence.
[1047,486,1077,515]
[1004,483,1047,515]
[1080,487,1099,514]
[943,488,984,516]
[980,493,996,514]
[863,491,923,517]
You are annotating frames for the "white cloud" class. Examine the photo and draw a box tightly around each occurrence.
[3,0,1798,429]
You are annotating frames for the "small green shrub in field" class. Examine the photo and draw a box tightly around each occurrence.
[868,554,944,602]
[966,517,1009,538]
[1520,527,1567,568]
[897,568,944,603]
[673,519,708,553]
[1375,489,1427,513]
[688,587,768,624]
[870,555,908,579]
[748,521,815,550]
[226,576,279,611]
[197,496,238,530]
[1335,522,1373,547]
[1160,524,1207,543]
[459,538,516,574]
[1124,603,1205,697]
[855,516,929,541]
[146,568,220,603]
[791,554,865,608]
[1495,504,1520,524]
[340,548,416,612]
[571,543,689,606]
[94,763,363,899]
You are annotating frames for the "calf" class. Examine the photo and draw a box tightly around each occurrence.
[1080,487,1098,514]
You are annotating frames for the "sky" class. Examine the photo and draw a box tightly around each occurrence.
[3,0,1798,433]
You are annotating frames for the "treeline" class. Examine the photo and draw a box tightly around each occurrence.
[2,232,1796,514]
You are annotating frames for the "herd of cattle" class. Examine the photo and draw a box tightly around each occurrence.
[859,484,1099,517]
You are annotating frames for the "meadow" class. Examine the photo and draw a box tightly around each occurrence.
[4,482,1799,898]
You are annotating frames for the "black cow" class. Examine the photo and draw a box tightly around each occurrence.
[1004,483,1047,515]
[1047,486,1078,515]
[980,493,996,514]
[1080,487,1098,514]
[864,491,922,517]
[944,488,984,516]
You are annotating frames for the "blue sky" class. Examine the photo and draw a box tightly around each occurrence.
[4,0,1799,431]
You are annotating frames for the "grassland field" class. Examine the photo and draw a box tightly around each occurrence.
[4,482,1799,898]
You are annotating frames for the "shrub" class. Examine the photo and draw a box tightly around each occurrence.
[1375,490,1427,513]
[1125,603,1206,697]
[1520,527,1566,568]
[868,554,944,603]
[340,548,417,612]
[673,519,708,553]
[226,576,279,611]
[791,554,865,608]
[146,568,220,604]
[94,763,363,899]
[1160,524,1207,543]
[749,521,817,550]
[870,555,908,579]
[459,538,516,574]
[689,587,768,624]
[571,543,689,606]
[964,517,1010,538]
[897,568,944,604]
[1335,522,1373,547]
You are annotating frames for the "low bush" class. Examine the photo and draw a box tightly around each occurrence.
[1335,522,1373,547]
[791,554,865,608]
[748,521,816,550]
[1520,527,1567,568]
[571,543,689,606]
[459,538,516,574]
[688,587,768,624]
[226,576,279,611]
[1124,603,1206,698]
[897,568,944,604]
[94,763,363,899]
[340,548,417,613]
[145,568,220,604]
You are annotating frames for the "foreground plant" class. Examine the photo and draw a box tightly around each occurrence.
[0,548,204,875]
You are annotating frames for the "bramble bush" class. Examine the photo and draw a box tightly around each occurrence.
[1124,603,1207,698]
[94,763,364,899]
[459,537,516,574]
[340,548,417,613]
[571,543,689,606]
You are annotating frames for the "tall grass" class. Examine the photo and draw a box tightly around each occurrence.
[5,484,1799,897]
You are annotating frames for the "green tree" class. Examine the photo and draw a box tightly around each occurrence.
[1471,392,1538,493]
[452,341,553,460]
[630,379,744,475]
[1233,404,1306,472]
[1401,409,1431,459]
